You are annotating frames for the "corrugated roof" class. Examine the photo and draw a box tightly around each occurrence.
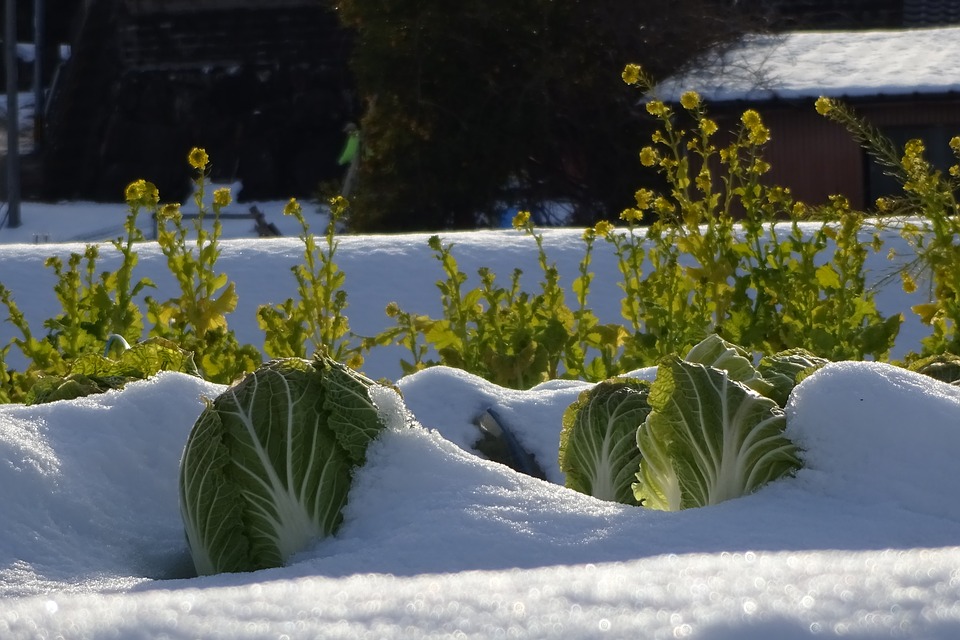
[656,26,960,102]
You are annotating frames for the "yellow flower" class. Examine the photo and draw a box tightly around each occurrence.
[680,91,700,110]
[621,63,641,85]
[747,122,770,145]
[594,220,614,237]
[738,109,770,145]
[620,208,644,224]
[283,197,302,217]
[188,147,209,171]
[741,110,761,129]
[582,227,596,242]
[634,188,654,209]
[144,181,159,205]
[328,195,349,217]
[124,179,159,208]
[901,272,918,294]
[212,187,232,209]
[814,96,833,116]
[695,168,711,192]
[950,137,960,153]
[645,101,669,118]
[124,179,145,203]
[639,146,658,167]
[385,301,401,318]
[158,203,182,223]
[901,144,930,183]
[512,210,532,230]
[654,196,675,215]
[700,118,718,137]
[346,353,365,370]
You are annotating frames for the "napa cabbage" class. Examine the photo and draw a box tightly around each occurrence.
[559,378,650,505]
[27,337,198,405]
[684,334,828,408]
[757,348,830,406]
[633,356,801,511]
[178,353,390,575]
[683,333,774,397]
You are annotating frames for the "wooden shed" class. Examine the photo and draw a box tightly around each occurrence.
[658,26,960,210]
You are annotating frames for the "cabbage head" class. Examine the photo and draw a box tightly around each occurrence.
[559,378,650,505]
[634,356,801,511]
[179,354,388,575]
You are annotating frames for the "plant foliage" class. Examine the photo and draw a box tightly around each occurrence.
[26,337,198,405]
[179,353,391,575]
[634,355,802,511]
[333,0,747,230]
[559,377,651,505]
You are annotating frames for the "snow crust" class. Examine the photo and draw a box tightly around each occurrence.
[1,206,959,638]
[657,26,960,102]
[1,362,960,638]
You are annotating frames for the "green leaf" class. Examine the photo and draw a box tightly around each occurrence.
[26,374,112,405]
[315,355,387,463]
[683,333,773,396]
[757,348,830,407]
[634,357,801,511]
[559,378,650,505]
[815,264,841,289]
[176,403,252,574]
[179,353,391,575]
[907,352,960,385]
[25,338,199,404]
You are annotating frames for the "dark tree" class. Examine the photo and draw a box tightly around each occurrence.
[331,0,747,231]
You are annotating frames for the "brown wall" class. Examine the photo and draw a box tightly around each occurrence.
[715,96,960,211]
[764,105,865,208]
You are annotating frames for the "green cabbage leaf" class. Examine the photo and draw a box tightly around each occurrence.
[756,348,830,406]
[684,333,774,397]
[633,356,801,511]
[179,354,388,575]
[27,337,199,405]
[559,378,650,505]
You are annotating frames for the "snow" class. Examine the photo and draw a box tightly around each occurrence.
[1,204,960,638]
[657,26,960,103]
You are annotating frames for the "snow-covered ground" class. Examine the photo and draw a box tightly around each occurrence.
[1,201,959,639]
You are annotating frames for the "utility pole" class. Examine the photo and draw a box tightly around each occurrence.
[5,0,20,228]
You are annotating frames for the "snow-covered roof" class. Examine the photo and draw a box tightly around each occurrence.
[657,26,960,103]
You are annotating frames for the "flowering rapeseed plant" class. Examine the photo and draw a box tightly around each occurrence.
[680,91,701,111]
[512,210,532,230]
[283,198,302,217]
[212,187,232,210]
[814,96,833,116]
[621,64,641,86]
[124,179,159,209]
[188,147,209,171]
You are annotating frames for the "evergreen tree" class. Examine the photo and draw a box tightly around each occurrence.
[332,0,746,231]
